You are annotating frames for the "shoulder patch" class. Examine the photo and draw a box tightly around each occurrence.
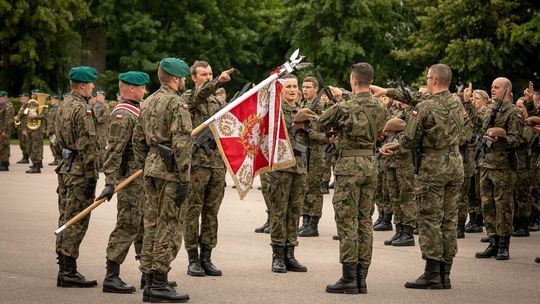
[85,109,93,116]
[411,110,418,118]
[115,114,123,120]
[182,103,190,109]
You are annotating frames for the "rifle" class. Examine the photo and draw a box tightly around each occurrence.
[192,82,252,154]
[473,91,507,166]
[398,82,422,174]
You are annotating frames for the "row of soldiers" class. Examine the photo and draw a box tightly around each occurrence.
[0,90,111,172]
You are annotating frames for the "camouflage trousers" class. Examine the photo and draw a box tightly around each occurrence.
[416,155,463,263]
[333,174,376,267]
[322,150,335,184]
[480,168,515,236]
[27,129,43,163]
[0,134,9,162]
[59,174,95,258]
[374,164,391,215]
[302,147,324,217]
[139,177,183,274]
[385,166,416,227]
[106,174,144,264]
[458,172,473,222]
[182,166,225,251]
[260,173,271,214]
[18,128,28,155]
[530,170,540,216]
[55,170,67,254]
[514,169,533,219]
[97,124,108,169]
[267,171,305,247]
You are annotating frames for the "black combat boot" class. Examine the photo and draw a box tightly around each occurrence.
[37,160,43,168]
[263,225,271,233]
[56,253,64,287]
[298,215,309,233]
[332,235,340,240]
[141,273,177,289]
[298,216,319,237]
[480,235,490,242]
[529,215,540,231]
[512,217,530,237]
[255,213,270,233]
[102,259,135,294]
[142,272,152,302]
[404,259,443,289]
[328,181,334,189]
[326,263,359,294]
[466,213,483,233]
[200,246,222,276]
[475,235,499,258]
[285,246,307,272]
[17,154,29,164]
[321,181,330,194]
[25,162,41,173]
[373,211,384,227]
[440,261,452,289]
[535,257,540,263]
[271,245,287,273]
[373,213,393,231]
[357,264,369,294]
[496,235,510,260]
[0,161,8,171]
[186,249,205,277]
[465,212,476,230]
[148,271,189,303]
[384,224,403,245]
[58,255,98,288]
[393,225,415,246]
[457,219,466,239]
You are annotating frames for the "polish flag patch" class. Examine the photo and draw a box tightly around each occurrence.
[115,114,123,120]
[85,110,93,116]
[411,110,418,118]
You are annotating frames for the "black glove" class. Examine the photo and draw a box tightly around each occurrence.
[96,184,115,201]
[84,178,98,200]
[175,182,189,208]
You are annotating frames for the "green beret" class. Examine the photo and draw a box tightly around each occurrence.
[31,89,41,93]
[159,58,189,77]
[96,90,105,96]
[0,91,7,97]
[69,66,98,83]
[20,93,29,97]
[51,95,61,100]
[119,71,150,86]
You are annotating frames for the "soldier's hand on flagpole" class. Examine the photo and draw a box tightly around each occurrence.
[218,68,235,83]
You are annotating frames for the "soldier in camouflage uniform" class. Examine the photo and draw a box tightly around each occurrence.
[15,93,30,164]
[94,91,110,171]
[524,89,540,231]
[55,66,100,288]
[321,93,336,195]
[298,76,327,237]
[0,91,14,171]
[25,94,49,174]
[321,63,385,294]
[267,74,324,274]
[475,77,523,261]
[132,58,191,303]
[182,61,233,277]
[94,71,149,294]
[47,96,62,166]
[374,64,465,289]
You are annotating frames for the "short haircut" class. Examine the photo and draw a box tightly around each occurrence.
[216,87,226,94]
[303,76,318,88]
[429,63,452,86]
[158,67,174,83]
[281,74,297,81]
[69,80,82,89]
[350,62,374,86]
[473,89,489,102]
[191,60,210,76]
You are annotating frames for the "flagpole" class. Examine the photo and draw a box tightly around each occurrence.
[191,49,304,137]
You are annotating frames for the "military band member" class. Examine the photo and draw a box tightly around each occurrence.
[0,91,14,171]
[15,92,30,163]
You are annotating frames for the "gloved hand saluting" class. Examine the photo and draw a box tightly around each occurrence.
[96,184,115,201]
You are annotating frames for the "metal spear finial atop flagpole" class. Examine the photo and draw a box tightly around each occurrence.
[191,49,308,137]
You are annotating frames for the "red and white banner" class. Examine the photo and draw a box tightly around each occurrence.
[209,79,295,199]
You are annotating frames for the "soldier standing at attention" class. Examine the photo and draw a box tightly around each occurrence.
[15,92,30,164]
[47,96,62,166]
[0,91,14,171]
[95,71,149,294]
[26,91,49,174]
[94,90,110,171]
[475,77,523,260]
[132,58,191,303]
[321,63,385,294]
[55,66,100,288]
[182,61,233,277]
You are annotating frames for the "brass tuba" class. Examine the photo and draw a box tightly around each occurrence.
[26,92,50,130]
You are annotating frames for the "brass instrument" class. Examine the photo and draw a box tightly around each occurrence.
[26,92,50,130]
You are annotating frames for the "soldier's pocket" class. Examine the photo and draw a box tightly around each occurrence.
[415,181,434,216]
[332,191,352,221]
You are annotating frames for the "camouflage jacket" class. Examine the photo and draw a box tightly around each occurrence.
[103,100,141,185]
[280,101,308,174]
[319,92,385,176]
[16,103,28,131]
[478,101,523,169]
[46,105,59,137]
[0,102,14,135]
[384,135,413,169]
[133,85,192,183]
[55,91,99,179]
[185,78,226,169]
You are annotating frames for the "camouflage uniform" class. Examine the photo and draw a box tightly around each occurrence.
[318,92,385,267]
[132,85,192,275]
[104,100,144,264]
[16,104,29,158]
[27,105,48,165]
[55,91,99,259]
[478,101,523,238]
[47,104,62,163]
[0,102,14,166]
[513,125,534,233]
[389,89,464,263]
[182,79,226,253]
[93,101,110,169]
[457,112,475,233]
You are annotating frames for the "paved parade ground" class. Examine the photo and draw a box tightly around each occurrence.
[0,145,539,304]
